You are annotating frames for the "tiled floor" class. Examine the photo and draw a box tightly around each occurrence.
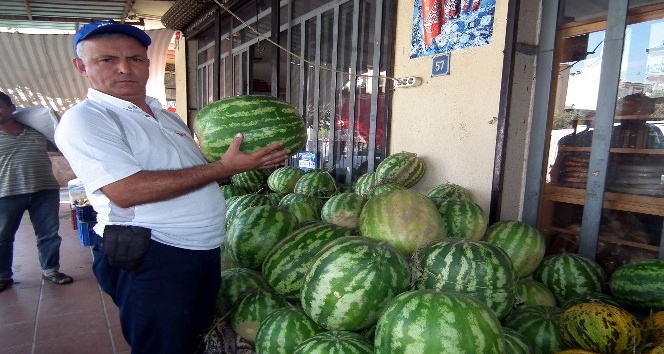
[0,192,130,354]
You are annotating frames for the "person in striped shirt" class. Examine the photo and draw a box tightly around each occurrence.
[0,91,73,292]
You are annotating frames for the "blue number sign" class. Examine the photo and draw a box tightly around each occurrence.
[431,54,450,77]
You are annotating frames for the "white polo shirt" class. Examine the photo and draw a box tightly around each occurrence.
[55,89,225,250]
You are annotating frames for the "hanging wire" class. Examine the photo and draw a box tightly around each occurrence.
[211,0,400,84]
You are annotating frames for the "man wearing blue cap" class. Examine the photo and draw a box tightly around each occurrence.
[55,20,290,354]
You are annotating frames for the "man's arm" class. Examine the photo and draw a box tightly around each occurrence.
[101,134,290,208]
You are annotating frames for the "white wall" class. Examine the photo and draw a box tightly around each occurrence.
[390,0,510,212]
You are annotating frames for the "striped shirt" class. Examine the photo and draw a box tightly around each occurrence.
[0,126,60,198]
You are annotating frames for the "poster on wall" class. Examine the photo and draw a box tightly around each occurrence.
[410,0,496,59]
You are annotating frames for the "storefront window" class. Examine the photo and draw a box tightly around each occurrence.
[540,1,664,275]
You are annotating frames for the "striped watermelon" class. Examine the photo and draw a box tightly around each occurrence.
[293,331,374,354]
[279,193,323,209]
[231,287,290,344]
[374,289,506,353]
[426,183,473,207]
[220,243,238,272]
[559,302,644,354]
[293,170,338,199]
[300,236,411,331]
[371,183,405,197]
[266,192,286,205]
[216,267,266,316]
[411,239,517,319]
[515,279,557,308]
[483,220,546,278]
[268,166,305,194]
[193,95,307,161]
[359,188,444,256]
[534,253,606,305]
[255,306,324,354]
[553,350,601,354]
[225,205,299,270]
[220,184,248,199]
[503,305,567,354]
[437,198,488,240]
[225,194,273,229]
[280,201,320,224]
[262,223,353,300]
[374,151,425,188]
[560,291,621,310]
[232,169,270,193]
[320,192,366,230]
[609,259,664,311]
[354,172,378,199]
[504,327,541,354]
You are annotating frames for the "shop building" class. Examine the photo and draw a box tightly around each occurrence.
[160,0,664,273]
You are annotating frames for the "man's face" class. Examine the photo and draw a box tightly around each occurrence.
[73,36,150,103]
[0,100,15,123]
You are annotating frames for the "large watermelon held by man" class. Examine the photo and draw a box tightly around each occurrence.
[193,95,307,161]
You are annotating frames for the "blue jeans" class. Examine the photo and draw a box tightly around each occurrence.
[0,189,62,279]
[92,236,221,354]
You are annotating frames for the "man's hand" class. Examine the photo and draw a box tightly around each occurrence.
[216,133,291,175]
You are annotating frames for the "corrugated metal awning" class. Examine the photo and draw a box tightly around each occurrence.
[0,28,175,114]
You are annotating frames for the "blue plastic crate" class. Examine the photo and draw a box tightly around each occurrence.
[75,205,97,223]
[76,220,97,247]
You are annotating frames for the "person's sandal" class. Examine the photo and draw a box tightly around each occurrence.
[0,278,13,292]
[42,272,73,285]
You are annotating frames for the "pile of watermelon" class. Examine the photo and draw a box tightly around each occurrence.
[210,151,664,354]
[195,98,663,353]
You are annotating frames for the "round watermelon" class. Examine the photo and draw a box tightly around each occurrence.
[533,253,606,305]
[411,239,517,319]
[225,193,273,229]
[220,184,248,199]
[193,95,307,161]
[354,172,378,199]
[559,302,644,354]
[225,205,300,270]
[609,259,664,311]
[232,169,270,193]
[371,183,405,197]
[300,236,411,331]
[320,192,366,230]
[216,267,266,316]
[268,166,305,194]
[374,289,506,353]
[483,220,546,278]
[255,306,324,354]
[374,151,425,188]
[360,188,444,256]
[503,305,567,354]
[426,183,473,207]
[514,279,557,308]
[294,170,338,199]
[293,331,374,354]
[231,287,290,344]
[437,198,488,240]
[262,223,353,300]
[503,327,540,354]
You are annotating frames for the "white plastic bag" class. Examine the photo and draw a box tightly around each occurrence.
[12,107,60,144]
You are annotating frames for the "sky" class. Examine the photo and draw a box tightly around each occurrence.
[565,18,664,110]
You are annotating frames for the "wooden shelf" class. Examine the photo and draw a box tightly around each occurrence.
[574,115,664,121]
[558,146,664,154]
[546,226,659,252]
[542,184,664,216]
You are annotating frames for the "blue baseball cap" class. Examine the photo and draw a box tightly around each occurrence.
[73,20,151,55]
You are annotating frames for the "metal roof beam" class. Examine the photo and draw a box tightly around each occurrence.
[22,0,33,20]
[0,14,145,25]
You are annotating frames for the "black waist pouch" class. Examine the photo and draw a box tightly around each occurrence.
[103,225,151,271]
